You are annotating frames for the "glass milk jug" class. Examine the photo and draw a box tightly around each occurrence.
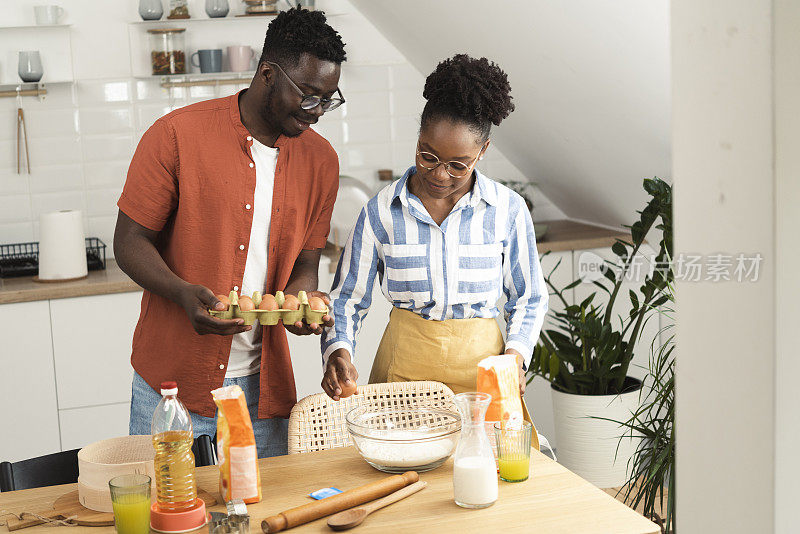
[452,392,498,509]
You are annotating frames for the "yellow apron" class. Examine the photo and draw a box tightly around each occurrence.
[369,307,539,450]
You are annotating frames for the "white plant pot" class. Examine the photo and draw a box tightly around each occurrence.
[551,378,642,488]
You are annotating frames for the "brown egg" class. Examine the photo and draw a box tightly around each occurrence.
[282,294,300,310]
[238,296,255,311]
[258,294,279,311]
[215,294,230,310]
[338,381,357,399]
[307,296,327,311]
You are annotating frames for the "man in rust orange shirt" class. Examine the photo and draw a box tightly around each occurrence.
[114,8,348,457]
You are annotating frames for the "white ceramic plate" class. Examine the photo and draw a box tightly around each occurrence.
[329,176,374,248]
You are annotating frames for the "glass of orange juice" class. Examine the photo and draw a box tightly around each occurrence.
[494,421,532,482]
[109,474,151,534]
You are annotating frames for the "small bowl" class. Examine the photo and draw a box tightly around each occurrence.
[346,403,460,473]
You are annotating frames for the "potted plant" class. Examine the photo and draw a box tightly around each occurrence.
[528,177,672,488]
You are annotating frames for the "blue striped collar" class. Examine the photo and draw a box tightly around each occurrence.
[392,166,499,208]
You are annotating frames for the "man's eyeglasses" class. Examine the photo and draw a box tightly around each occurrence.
[416,143,481,178]
[266,61,345,112]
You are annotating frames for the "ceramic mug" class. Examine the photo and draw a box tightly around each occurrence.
[34,5,64,25]
[18,51,43,83]
[191,49,223,73]
[227,46,254,72]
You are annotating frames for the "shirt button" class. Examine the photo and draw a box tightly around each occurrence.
[249,162,254,168]
[245,204,251,210]
[246,136,252,141]
[239,245,245,250]
[219,364,225,370]
[233,285,239,291]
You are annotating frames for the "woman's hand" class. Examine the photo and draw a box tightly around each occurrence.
[322,349,358,400]
[178,284,251,336]
[284,291,335,336]
[505,348,527,396]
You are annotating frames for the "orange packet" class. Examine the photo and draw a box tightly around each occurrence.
[477,354,523,428]
[211,385,262,503]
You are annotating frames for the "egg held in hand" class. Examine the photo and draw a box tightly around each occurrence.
[307,296,327,311]
[282,294,301,310]
[338,381,357,399]
[238,296,256,311]
[258,294,279,311]
[215,294,231,310]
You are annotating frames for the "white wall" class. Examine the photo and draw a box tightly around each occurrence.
[350,0,670,228]
[0,0,562,255]
[673,0,787,531]
[774,0,800,531]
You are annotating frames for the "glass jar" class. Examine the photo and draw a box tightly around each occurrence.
[148,28,186,75]
[167,0,190,19]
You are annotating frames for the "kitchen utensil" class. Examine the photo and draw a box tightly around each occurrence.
[494,420,532,483]
[108,474,151,534]
[346,401,460,473]
[326,480,427,531]
[191,49,223,73]
[15,90,30,175]
[452,392,497,509]
[4,489,217,530]
[227,45,255,72]
[18,51,43,83]
[329,176,372,249]
[261,471,418,533]
[205,0,229,17]
[34,5,64,25]
[138,0,164,20]
[148,28,186,75]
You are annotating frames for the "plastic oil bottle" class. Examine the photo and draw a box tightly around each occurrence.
[151,381,197,512]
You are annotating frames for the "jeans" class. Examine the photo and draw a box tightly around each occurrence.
[129,371,288,458]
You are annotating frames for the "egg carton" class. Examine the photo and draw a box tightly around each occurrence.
[209,290,328,326]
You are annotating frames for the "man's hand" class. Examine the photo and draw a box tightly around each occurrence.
[505,348,527,396]
[284,291,335,336]
[178,284,251,336]
[322,349,358,400]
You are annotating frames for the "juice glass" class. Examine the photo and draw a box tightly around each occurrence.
[109,474,151,534]
[494,420,532,482]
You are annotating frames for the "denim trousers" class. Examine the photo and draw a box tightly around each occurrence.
[129,371,288,458]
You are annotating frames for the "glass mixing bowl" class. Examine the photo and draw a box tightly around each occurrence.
[346,402,461,473]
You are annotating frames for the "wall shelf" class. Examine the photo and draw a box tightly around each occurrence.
[0,24,72,30]
[0,81,72,98]
[135,72,254,88]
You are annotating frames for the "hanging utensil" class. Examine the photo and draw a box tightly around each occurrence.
[16,87,31,175]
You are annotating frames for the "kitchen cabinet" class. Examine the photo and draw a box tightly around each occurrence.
[58,402,131,451]
[0,301,61,463]
[50,292,142,410]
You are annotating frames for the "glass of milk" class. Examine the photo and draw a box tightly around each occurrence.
[453,392,498,508]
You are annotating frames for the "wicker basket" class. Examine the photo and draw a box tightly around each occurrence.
[288,381,455,455]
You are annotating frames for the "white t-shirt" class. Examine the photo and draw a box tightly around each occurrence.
[226,139,278,378]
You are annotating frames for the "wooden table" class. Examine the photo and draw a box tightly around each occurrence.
[0,447,659,534]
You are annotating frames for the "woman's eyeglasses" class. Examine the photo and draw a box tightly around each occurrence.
[267,61,345,111]
[416,144,481,178]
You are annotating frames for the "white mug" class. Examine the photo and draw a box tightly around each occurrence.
[34,5,64,25]
[227,46,255,73]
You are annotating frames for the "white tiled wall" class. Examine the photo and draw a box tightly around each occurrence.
[0,0,563,256]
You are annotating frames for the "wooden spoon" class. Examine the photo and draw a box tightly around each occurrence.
[326,480,427,531]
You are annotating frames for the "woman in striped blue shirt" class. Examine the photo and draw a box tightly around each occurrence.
[321,55,548,399]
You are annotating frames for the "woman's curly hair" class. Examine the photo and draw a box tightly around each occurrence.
[421,54,514,142]
[260,7,346,67]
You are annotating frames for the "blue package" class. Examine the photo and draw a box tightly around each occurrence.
[309,487,343,500]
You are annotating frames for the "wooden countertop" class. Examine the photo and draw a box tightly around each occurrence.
[0,446,659,534]
[535,219,629,253]
[0,220,628,306]
[0,260,140,305]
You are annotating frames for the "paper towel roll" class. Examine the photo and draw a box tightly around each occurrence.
[38,209,88,280]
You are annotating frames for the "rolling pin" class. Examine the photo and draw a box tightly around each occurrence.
[261,471,419,533]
